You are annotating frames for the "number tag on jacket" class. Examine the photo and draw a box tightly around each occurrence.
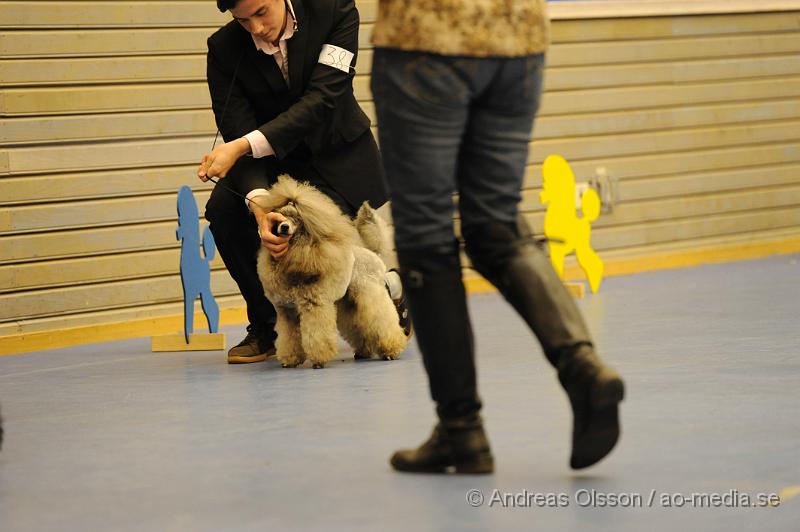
[318,44,355,73]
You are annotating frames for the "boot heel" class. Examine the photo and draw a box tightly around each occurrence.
[453,452,495,474]
[591,375,625,408]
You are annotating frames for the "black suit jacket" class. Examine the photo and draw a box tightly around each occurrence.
[206,0,387,209]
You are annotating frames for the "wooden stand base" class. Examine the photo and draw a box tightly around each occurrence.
[151,333,226,352]
[564,281,586,298]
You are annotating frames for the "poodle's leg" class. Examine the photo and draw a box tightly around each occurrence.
[182,287,196,343]
[350,282,408,361]
[337,292,370,360]
[199,289,220,333]
[275,307,305,368]
[548,242,570,279]
[298,302,339,368]
[576,244,604,293]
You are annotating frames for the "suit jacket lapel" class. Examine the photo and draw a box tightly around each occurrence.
[286,0,308,99]
[249,45,289,95]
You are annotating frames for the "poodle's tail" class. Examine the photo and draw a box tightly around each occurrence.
[354,202,389,258]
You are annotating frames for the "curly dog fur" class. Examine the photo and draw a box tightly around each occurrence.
[255,175,408,368]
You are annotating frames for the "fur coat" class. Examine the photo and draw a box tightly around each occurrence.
[371,0,549,58]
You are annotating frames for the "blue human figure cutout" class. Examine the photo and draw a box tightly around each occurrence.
[176,186,219,342]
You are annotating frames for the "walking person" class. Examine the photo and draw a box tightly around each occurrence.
[370,0,625,473]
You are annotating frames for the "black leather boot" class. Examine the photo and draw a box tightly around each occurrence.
[391,415,494,474]
[558,346,624,469]
[464,220,624,470]
[391,245,493,474]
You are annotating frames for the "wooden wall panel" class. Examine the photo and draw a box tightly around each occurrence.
[2,1,799,345]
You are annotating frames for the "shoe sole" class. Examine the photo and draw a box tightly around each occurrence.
[391,453,495,475]
[227,351,277,364]
[570,376,625,470]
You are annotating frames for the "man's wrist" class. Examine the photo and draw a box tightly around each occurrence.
[234,137,252,157]
[246,188,270,212]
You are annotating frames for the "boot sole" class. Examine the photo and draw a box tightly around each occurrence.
[391,453,495,475]
[227,352,276,364]
[570,376,625,470]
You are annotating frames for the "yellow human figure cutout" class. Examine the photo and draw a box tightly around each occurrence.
[540,155,604,293]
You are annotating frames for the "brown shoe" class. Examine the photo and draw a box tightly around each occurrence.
[227,325,276,364]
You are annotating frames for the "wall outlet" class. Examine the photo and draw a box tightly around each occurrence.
[590,166,617,214]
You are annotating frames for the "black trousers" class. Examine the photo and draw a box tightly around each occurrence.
[204,155,356,330]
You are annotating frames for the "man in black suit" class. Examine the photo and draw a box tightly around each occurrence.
[197,0,403,363]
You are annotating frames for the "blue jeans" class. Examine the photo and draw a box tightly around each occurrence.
[371,48,545,253]
[372,49,548,419]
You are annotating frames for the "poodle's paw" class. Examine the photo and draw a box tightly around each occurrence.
[277,351,305,368]
[312,362,326,369]
[382,354,399,361]
[354,351,372,360]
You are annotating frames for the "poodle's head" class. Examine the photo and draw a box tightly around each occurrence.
[540,154,576,206]
[254,174,358,247]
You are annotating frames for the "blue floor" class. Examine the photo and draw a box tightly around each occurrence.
[1,255,798,531]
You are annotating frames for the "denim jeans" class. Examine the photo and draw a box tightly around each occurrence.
[372,48,546,419]
[370,48,545,253]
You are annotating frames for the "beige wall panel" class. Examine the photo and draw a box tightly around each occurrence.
[514,206,800,251]
[404,92,765,144]
[0,270,240,322]
[358,50,373,74]
[617,164,800,203]
[533,99,800,140]
[29,101,729,144]
[544,54,800,92]
[0,28,211,58]
[0,249,227,293]
[596,226,800,260]
[0,2,228,28]
[2,6,799,340]
[0,293,245,337]
[586,206,800,250]
[3,127,382,175]
[7,92,796,147]
[11,51,796,90]
[522,142,800,188]
[519,163,800,210]
[2,110,216,145]
[0,167,211,205]
[537,75,800,116]
[458,206,800,250]
[529,185,800,228]
[3,137,212,175]
[550,12,800,42]
[0,55,206,86]
[361,73,800,114]
[528,120,800,165]
[0,84,211,117]
[7,74,799,118]
[547,32,800,66]
[0,221,180,264]
[0,191,212,234]
[360,51,800,82]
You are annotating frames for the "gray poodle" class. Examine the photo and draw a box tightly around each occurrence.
[255,175,408,368]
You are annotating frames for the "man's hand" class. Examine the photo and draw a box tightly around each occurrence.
[197,137,251,181]
[253,208,291,258]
